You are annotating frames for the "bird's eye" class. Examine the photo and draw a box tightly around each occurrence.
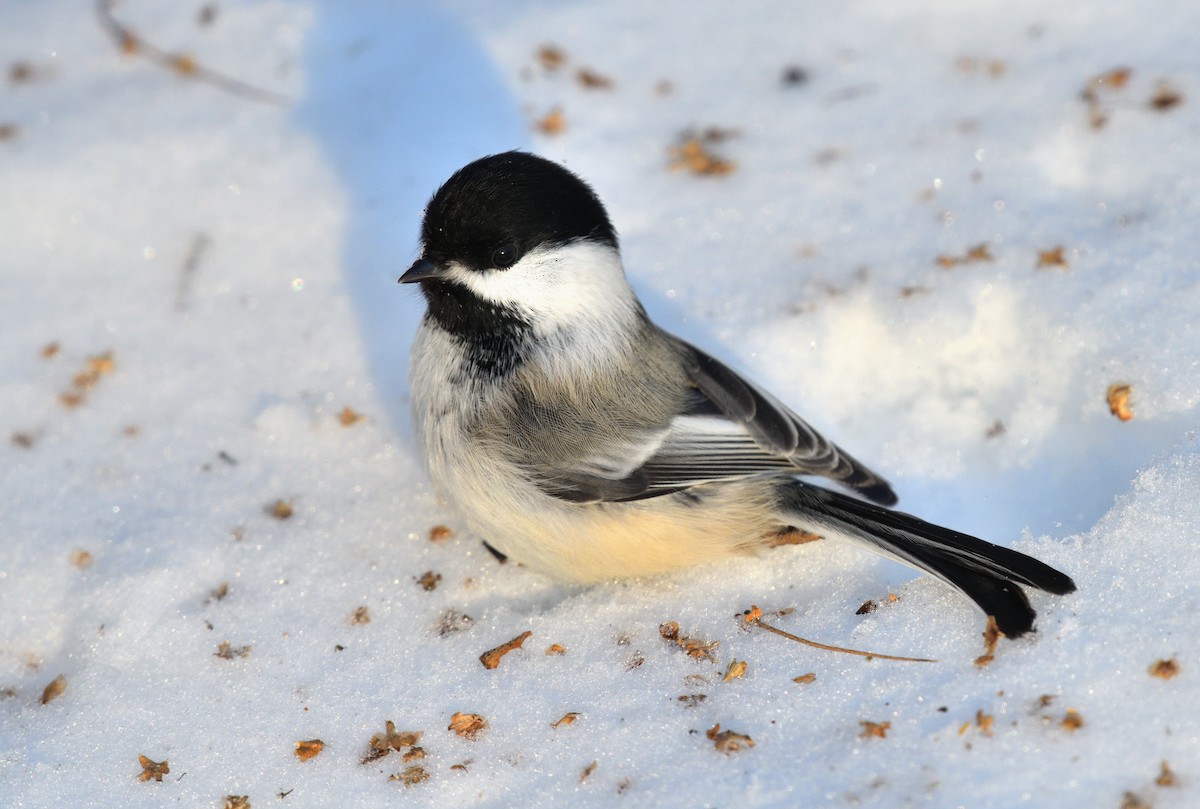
[491,244,518,268]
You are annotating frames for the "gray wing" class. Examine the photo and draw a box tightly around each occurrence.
[658,336,897,505]
[533,333,896,507]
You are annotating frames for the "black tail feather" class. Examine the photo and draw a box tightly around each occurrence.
[776,482,1076,638]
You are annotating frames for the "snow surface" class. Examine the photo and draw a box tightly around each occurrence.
[2,1,1198,807]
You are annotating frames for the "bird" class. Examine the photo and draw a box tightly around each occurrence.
[399,150,1075,638]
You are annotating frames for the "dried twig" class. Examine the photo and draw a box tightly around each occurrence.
[174,232,210,311]
[96,0,289,105]
[479,630,532,669]
[742,606,936,663]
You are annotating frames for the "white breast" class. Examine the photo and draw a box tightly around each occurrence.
[410,322,781,580]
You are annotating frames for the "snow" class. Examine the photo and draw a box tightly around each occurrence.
[1,1,1197,807]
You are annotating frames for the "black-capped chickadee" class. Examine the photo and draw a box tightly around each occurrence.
[400,151,1075,638]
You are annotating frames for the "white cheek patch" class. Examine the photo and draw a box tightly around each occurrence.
[454,240,638,334]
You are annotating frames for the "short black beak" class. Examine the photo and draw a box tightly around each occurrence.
[398,257,446,284]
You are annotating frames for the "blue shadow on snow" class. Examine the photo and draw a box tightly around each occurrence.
[293,1,527,446]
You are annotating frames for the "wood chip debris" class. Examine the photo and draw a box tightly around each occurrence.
[1060,708,1084,731]
[1036,246,1069,269]
[536,44,566,71]
[706,724,754,753]
[534,106,566,136]
[551,712,580,729]
[955,56,1007,77]
[1148,81,1184,111]
[793,672,817,684]
[294,739,324,761]
[974,615,1003,667]
[448,712,487,740]
[349,606,371,625]
[722,660,747,682]
[935,242,993,268]
[1082,66,1131,99]
[267,499,294,520]
[401,747,426,762]
[529,43,610,89]
[416,570,442,591]
[659,621,719,662]
[576,67,613,89]
[1148,658,1179,679]
[40,674,67,705]
[428,525,453,543]
[1106,383,1134,421]
[958,709,993,737]
[214,641,251,660]
[580,760,598,781]
[859,720,891,739]
[73,352,114,388]
[668,132,736,176]
[480,630,532,669]
[59,351,115,408]
[1081,66,1131,129]
[434,608,474,637]
[1156,760,1177,787]
[363,721,422,763]
[1121,792,1151,809]
[206,581,229,603]
[389,766,429,786]
[337,406,364,426]
[136,754,169,782]
[223,797,250,809]
[69,549,93,569]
